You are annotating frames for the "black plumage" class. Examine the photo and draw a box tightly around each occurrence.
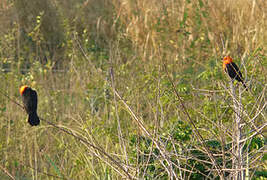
[223,56,247,90]
[20,86,40,126]
[225,62,244,85]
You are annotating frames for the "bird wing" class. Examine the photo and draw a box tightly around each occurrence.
[30,89,38,111]
[231,62,243,79]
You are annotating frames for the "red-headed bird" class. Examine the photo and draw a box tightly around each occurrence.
[222,56,247,90]
[19,86,40,126]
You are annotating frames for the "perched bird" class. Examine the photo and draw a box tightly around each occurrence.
[19,86,40,126]
[222,56,247,90]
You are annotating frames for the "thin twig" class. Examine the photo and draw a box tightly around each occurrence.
[113,89,178,179]
[1,88,133,180]
[0,164,15,180]
[41,118,133,179]
[163,63,224,179]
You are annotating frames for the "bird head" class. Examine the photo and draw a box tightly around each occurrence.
[223,56,233,64]
[20,85,29,95]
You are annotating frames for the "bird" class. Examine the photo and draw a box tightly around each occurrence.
[19,85,40,126]
[222,56,247,90]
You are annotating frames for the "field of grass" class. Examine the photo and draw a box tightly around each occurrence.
[0,0,266,179]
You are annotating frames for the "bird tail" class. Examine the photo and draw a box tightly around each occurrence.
[28,112,40,126]
[241,80,248,91]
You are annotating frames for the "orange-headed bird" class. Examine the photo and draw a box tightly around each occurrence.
[19,86,40,126]
[222,56,247,90]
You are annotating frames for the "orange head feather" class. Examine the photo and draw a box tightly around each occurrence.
[222,56,233,70]
[19,85,29,95]
[223,56,233,64]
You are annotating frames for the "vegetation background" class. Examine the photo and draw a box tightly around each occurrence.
[0,0,266,179]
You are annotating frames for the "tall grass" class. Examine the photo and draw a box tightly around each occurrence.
[0,0,266,179]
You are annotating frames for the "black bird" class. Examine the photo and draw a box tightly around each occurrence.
[20,85,40,126]
[222,56,247,90]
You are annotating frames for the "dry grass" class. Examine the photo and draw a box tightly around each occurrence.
[0,0,266,179]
